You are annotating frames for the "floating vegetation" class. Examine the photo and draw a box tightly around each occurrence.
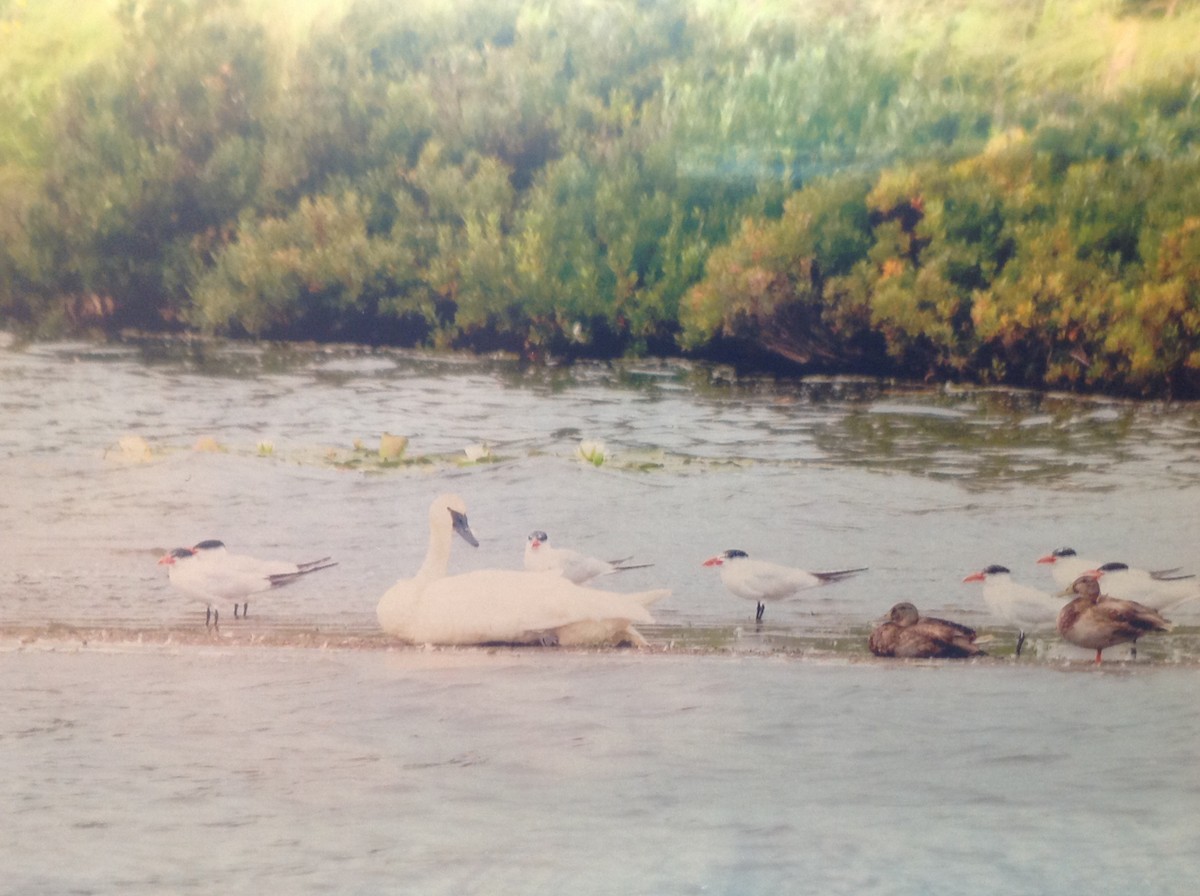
[97,432,771,475]
[105,435,155,463]
[330,439,430,471]
[577,440,607,467]
[461,443,492,464]
[100,427,1109,482]
[378,432,408,460]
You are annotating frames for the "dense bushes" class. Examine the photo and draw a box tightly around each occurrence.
[2,0,1200,395]
[684,118,1200,395]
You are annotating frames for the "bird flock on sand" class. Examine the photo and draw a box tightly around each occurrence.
[159,495,1194,663]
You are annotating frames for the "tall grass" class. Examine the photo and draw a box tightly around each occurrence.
[0,0,355,170]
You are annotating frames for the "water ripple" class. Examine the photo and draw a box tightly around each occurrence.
[3,336,1200,645]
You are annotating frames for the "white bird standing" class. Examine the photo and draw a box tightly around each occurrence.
[702,549,866,622]
[1037,546,1192,598]
[1037,547,1102,590]
[158,548,218,627]
[523,530,652,584]
[1084,562,1200,614]
[158,541,336,626]
[962,564,1063,656]
[377,494,669,646]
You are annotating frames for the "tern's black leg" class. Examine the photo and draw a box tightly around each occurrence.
[1016,631,1026,657]
[755,602,765,623]
[205,606,212,628]
[242,602,249,618]
[234,604,240,619]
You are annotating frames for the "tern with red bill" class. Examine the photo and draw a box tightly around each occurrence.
[1037,546,1192,598]
[523,530,652,585]
[1084,561,1199,614]
[158,541,336,627]
[702,549,866,622]
[963,564,1063,656]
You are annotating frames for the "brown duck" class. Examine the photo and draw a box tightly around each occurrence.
[869,602,985,658]
[1056,574,1172,664]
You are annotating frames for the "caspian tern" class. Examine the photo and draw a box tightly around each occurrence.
[158,548,220,627]
[158,540,337,626]
[523,530,652,584]
[1037,546,1192,595]
[701,549,866,622]
[868,602,985,658]
[1085,562,1200,613]
[1036,547,1103,589]
[377,495,670,646]
[962,564,1063,656]
[1056,574,1172,664]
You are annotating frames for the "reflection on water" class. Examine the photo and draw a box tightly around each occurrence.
[3,337,1200,894]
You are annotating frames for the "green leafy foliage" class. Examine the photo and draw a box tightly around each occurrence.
[191,190,420,341]
[3,0,1200,395]
[15,0,272,329]
[1106,217,1200,395]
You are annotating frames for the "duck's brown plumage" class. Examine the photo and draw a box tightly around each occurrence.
[1056,575,1172,663]
[869,602,985,659]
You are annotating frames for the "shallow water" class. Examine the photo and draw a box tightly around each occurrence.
[2,338,1200,892]
[4,338,1200,639]
[4,645,1199,895]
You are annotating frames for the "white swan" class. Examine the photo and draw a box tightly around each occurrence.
[377,494,669,646]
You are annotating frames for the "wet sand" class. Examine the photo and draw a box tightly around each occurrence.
[6,619,1200,667]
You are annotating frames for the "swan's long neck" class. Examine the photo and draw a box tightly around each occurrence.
[416,511,453,581]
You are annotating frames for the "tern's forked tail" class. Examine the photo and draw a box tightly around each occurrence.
[268,560,338,588]
[297,556,334,572]
[813,567,868,583]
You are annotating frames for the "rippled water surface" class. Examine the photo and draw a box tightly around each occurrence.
[2,338,1199,893]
